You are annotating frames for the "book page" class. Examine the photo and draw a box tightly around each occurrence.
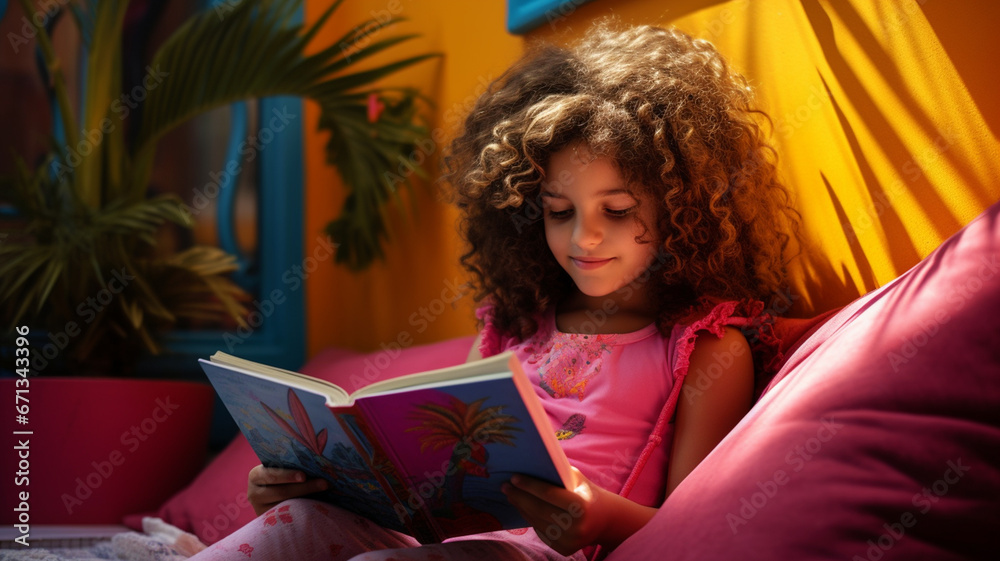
[350,353,576,540]
[209,351,350,405]
[351,352,519,401]
[356,376,567,538]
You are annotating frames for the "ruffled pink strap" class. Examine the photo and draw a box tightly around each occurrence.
[617,300,782,500]
[474,304,505,358]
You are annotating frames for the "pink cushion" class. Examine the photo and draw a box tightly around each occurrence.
[609,201,1000,560]
[154,336,476,543]
[1,379,212,525]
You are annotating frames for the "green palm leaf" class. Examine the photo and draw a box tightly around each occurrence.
[2,0,435,369]
[131,0,436,268]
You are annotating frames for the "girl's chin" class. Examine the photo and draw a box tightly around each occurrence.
[574,284,624,300]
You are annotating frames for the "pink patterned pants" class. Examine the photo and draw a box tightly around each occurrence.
[188,499,585,561]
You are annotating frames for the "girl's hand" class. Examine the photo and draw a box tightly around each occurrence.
[247,464,329,516]
[502,467,656,555]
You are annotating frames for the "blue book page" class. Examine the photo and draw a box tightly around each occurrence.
[199,360,418,535]
[358,375,564,538]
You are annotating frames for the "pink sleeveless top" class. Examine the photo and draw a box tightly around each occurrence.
[477,300,779,507]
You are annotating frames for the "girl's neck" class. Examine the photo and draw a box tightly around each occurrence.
[554,286,657,334]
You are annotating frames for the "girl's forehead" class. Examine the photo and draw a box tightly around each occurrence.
[541,142,651,197]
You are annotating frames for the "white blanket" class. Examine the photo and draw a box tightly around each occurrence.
[0,519,206,561]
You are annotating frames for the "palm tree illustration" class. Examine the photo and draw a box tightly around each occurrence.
[261,389,337,481]
[406,396,521,516]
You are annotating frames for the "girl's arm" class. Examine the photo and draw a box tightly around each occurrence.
[666,326,754,494]
[503,326,754,554]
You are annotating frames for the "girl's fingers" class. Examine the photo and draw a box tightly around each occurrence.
[249,464,307,485]
[251,478,329,506]
[507,474,584,512]
[502,480,572,525]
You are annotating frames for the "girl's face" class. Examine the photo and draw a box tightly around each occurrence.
[542,143,660,301]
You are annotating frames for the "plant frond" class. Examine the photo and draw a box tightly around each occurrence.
[128,0,435,268]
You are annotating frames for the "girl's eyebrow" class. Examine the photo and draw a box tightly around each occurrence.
[540,188,632,198]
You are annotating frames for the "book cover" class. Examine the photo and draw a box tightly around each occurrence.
[199,353,572,542]
[199,361,418,535]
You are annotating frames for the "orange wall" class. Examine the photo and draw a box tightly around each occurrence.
[303,0,1000,355]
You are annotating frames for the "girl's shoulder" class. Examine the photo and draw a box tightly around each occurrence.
[672,300,750,339]
[668,299,784,396]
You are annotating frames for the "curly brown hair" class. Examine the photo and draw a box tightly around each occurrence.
[446,23,799,341]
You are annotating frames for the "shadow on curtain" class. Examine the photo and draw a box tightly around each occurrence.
[671,0,1000,316]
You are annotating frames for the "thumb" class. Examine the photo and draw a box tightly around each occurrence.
[570,467,595,502]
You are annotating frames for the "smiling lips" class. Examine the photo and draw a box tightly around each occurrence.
[571,256,615,270]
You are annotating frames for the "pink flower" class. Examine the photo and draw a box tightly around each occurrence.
[237,543,254,557]
[367,93,385,123]
[263,505,293,526]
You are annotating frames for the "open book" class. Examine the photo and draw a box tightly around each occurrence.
[198,351,574,543]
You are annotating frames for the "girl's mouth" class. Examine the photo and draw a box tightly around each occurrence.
[571,257,614,270]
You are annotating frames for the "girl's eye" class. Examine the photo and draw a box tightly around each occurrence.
[546,208,573,220]
[605,206,637,218]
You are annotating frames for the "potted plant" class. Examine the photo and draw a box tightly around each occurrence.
[0,0,435,523]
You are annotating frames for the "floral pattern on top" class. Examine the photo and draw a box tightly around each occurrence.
[524,332,612,400]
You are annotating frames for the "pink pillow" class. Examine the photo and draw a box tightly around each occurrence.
[609,201,1000,560]
[153,336,476,543]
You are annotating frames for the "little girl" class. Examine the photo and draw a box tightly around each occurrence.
[191,23,797,561]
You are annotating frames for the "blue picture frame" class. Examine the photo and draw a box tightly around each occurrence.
[507,0,597,34]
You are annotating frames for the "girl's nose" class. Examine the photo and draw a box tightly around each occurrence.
[572,215,602,248]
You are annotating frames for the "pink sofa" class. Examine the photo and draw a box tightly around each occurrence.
[151,200,1000,559]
